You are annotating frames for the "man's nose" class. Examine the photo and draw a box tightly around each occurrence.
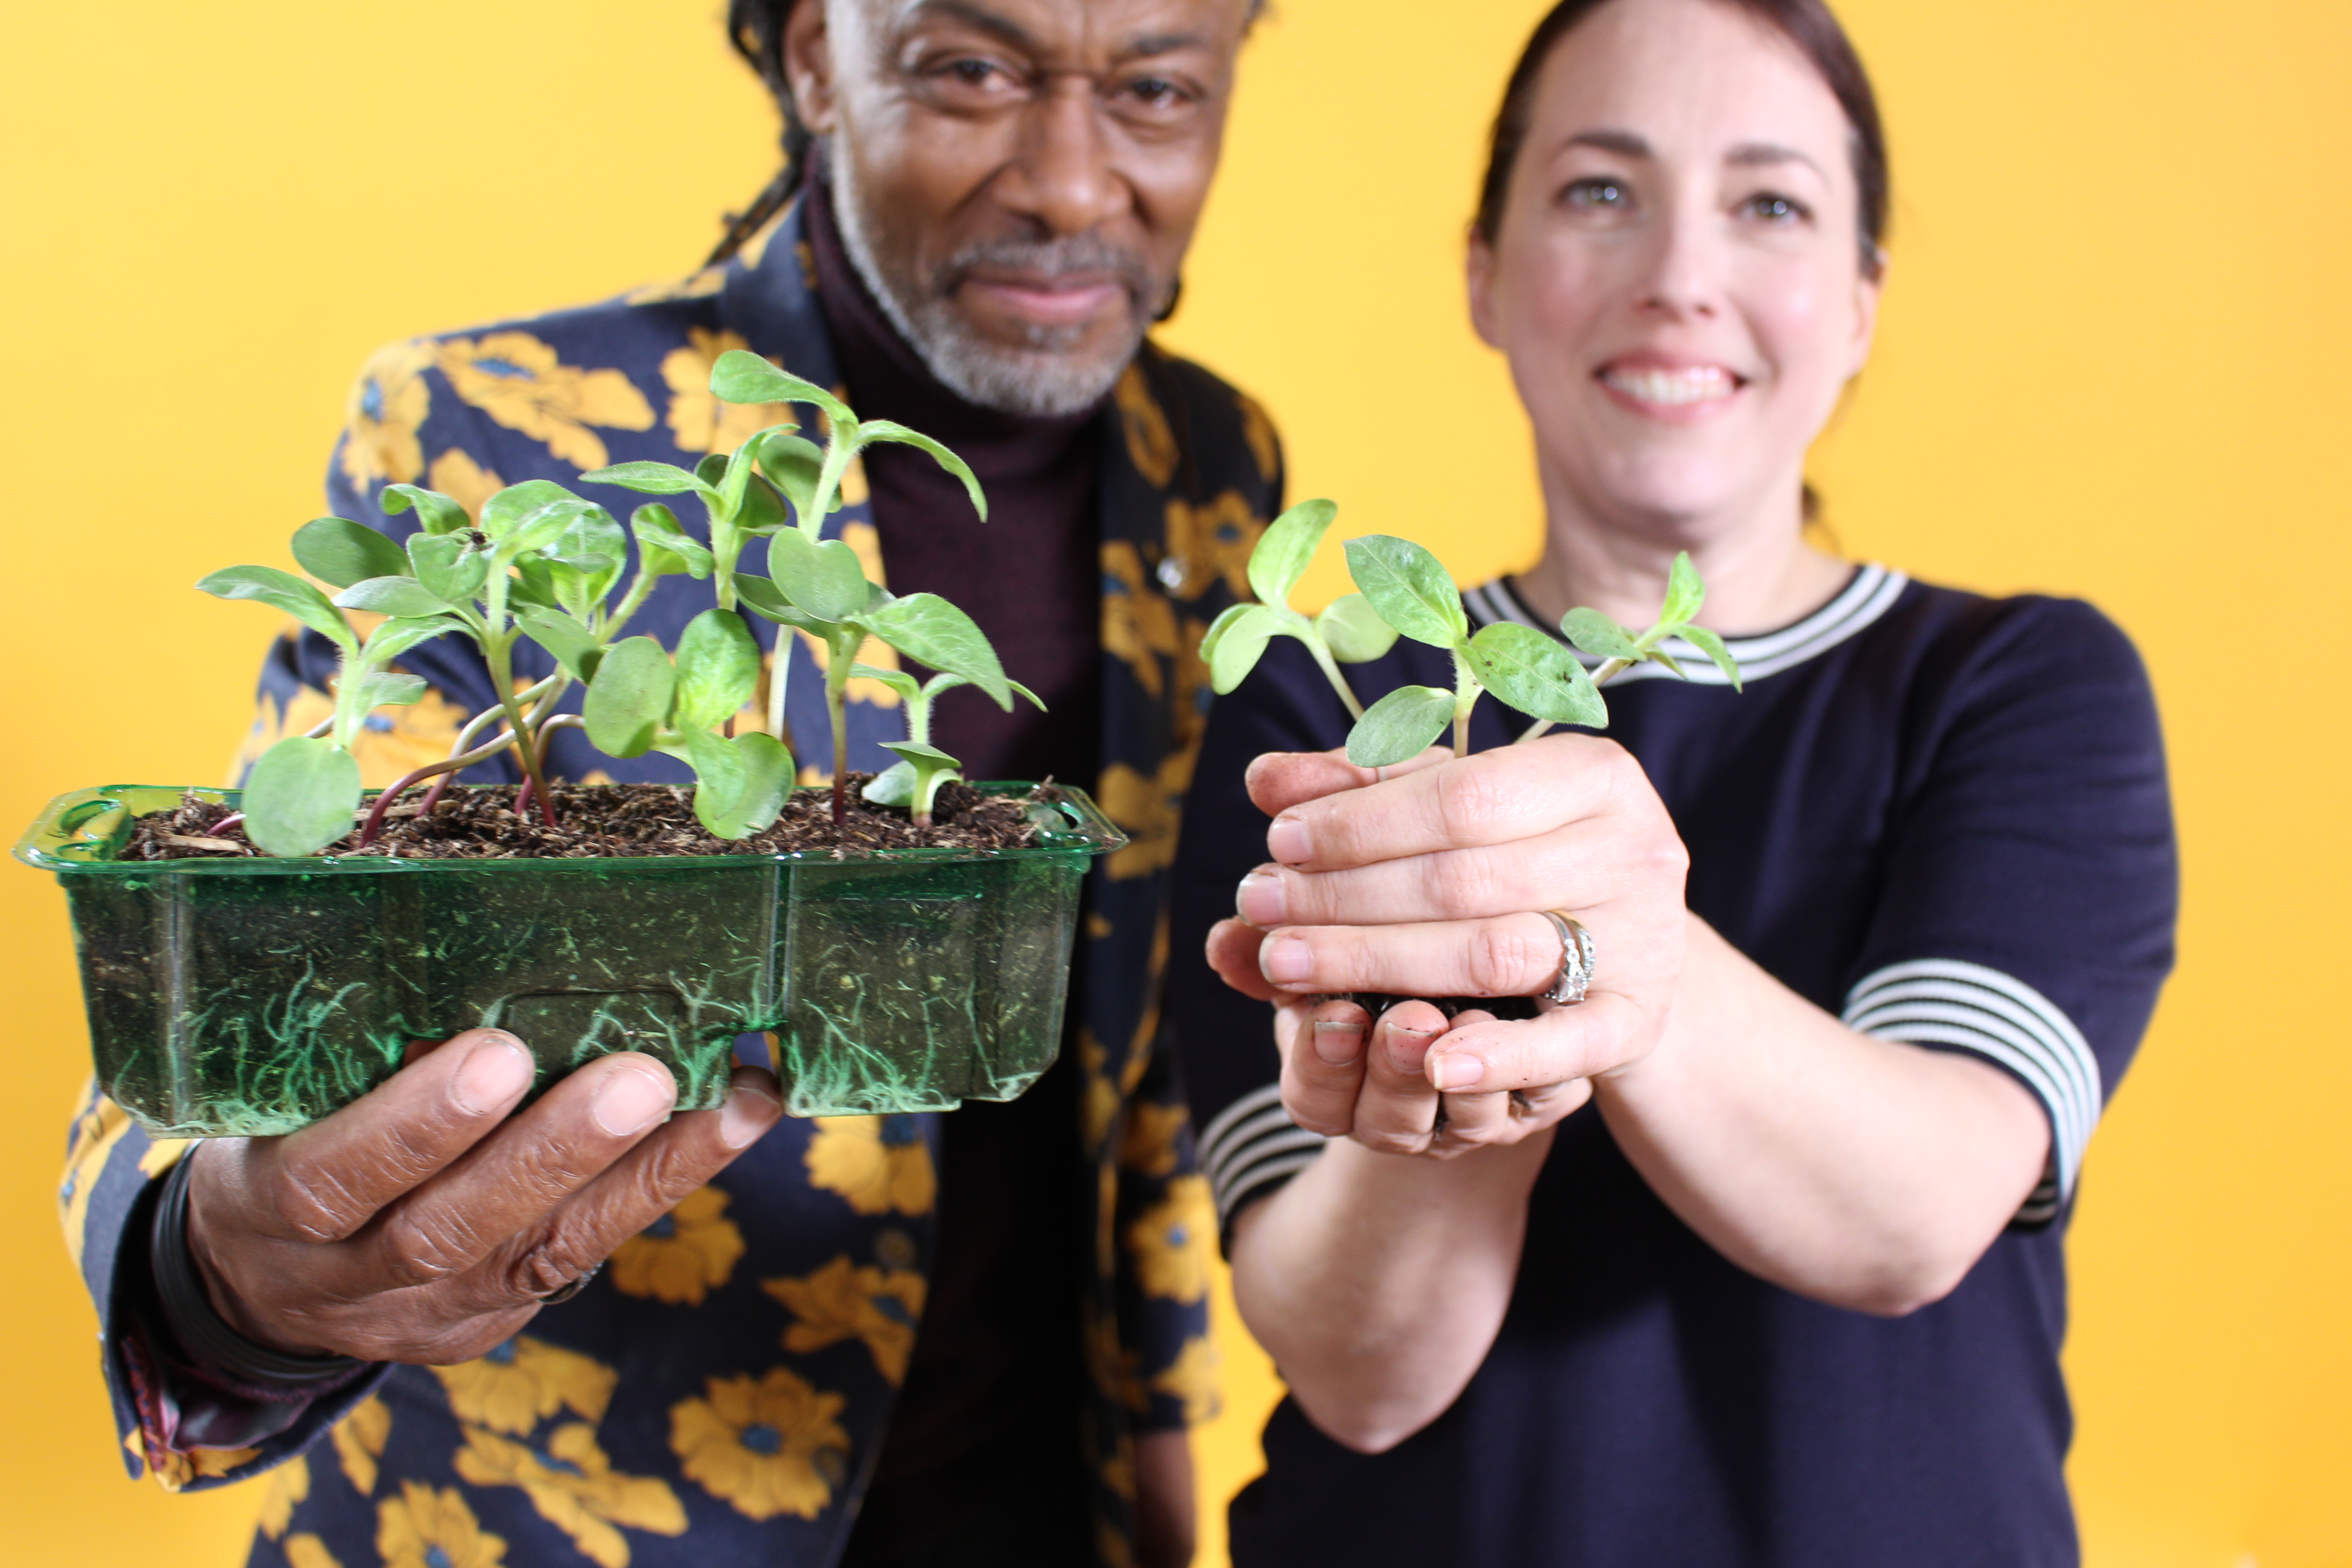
[995,77,1131,236]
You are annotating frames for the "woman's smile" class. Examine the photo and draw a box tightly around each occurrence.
[1595,356,1747,420]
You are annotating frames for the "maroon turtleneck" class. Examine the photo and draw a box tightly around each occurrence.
[803,167,1104,788]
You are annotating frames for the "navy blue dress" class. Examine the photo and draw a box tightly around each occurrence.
[1171,565,2177,1568]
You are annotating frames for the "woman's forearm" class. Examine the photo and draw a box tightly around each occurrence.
[1228,1130,1552,1453]
[1595,914,2051,1315]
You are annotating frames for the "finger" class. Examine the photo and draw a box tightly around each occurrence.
[1422,1009,1520,1152]
[1244,745,1452,819]
[211,1029,538,1245]
[1347,1000,1449,1155]
[1236,816,1636,930]
[459,1064,785,1309]
[1207,917,1286,1004]
[1262,734,1639,872]
[356,1051,680,1291]
[1277,997,1372,1138]
[1257,912,1574,999]
[1422,993,1656,1094]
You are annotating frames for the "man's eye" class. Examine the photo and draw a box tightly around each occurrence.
[1741,192,1811,224]
[1117,75,1192,112]
[1564,177,1627,210]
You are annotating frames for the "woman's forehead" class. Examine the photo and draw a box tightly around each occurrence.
[1523,0,1854,175]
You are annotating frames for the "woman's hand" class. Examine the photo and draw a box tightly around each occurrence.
[1205,735,1690,1152]
[185,1030,784,1363]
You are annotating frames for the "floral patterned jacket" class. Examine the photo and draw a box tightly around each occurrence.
[58,195,1283,1568]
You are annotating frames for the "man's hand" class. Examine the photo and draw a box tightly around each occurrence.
[185,1029,784,1363]
[1205,736,1690,1153]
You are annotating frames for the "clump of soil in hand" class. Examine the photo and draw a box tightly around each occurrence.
[125,778,1053,861]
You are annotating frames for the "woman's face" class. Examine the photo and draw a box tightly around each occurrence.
[1470,0,1881,537]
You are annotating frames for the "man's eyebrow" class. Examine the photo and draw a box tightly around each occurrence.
[1117,32,1212,58]
[906,0,1041,53]
[1725,140,1826,176]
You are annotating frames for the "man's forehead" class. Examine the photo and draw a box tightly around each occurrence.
[843,0,1253,58]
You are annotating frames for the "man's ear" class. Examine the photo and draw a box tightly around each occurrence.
[1466,228,1502,350]
[784,0,840,135]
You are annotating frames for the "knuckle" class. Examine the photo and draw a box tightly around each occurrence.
[1466,923,1544,996]
[263,1162,364,1245]
[1433,762,1509,843]
[1355,1127,1426,1157]
[375,1211,487,1288]
[1429,851,1499,920]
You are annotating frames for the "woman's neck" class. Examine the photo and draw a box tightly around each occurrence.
[1508,479,1852,637]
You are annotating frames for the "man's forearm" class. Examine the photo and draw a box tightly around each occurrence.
[1229,1129,1551,1454]
[1594,914,2051,1315]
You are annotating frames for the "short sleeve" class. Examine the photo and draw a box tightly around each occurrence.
[1838,598,2176,1220]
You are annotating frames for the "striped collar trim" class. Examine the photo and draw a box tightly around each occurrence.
[1461,563,1909,686]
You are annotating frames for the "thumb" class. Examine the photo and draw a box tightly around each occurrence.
[1245,745,1451,818]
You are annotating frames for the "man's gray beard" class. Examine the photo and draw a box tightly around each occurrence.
[830,147,1157,419]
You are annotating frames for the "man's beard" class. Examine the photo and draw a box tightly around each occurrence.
[830,143,1163,418]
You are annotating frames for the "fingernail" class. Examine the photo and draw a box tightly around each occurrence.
[1236,867,1288,926]
[1311,1021,1364,1065]
[1267,817,1311,866]
[1261,935,1314,985]
[1431,1053,1484,1092]
[593,1066,674,1136]
[453,1034,533,1115]
[719,1083,782,1149]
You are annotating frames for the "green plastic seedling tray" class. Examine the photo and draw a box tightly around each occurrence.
[17,784,1124,1137]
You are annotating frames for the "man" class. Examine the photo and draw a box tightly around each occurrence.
[59,2,1275,1563]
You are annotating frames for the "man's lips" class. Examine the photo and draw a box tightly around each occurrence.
[958,274,1128,328]
[1594,360,1747,421]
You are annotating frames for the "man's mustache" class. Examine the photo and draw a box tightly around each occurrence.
[933,235,1161,309]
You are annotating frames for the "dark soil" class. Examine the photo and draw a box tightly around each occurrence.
[124,777,1053,862]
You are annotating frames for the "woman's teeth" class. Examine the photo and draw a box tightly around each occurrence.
[1601,365,1737,406]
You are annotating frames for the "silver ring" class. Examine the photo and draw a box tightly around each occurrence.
[537,1261,601,1305]
[1537,911,1598,1005]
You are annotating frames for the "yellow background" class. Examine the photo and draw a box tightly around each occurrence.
[0,2,2344,1564]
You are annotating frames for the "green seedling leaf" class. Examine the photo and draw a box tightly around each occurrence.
[241,736,362,858]
[711,349,852,428]
[732,573,816,628]
[1208,604,1284,695]
[1315,593,1400,663]
[544,505,627,606]
[862,760,916,809]
[754,430,830,525]
[684,726,746,831]
[198,565,356,652]
[407,531,491,606]
[1197,602,1254,669]
[578,461,722,506]
[735,470,792,536]
[855,421,988,521]
[688,729,791,838]
[1248,498,1338,610]
[1466,622,1607,727]
[849,662,924,706]
[480,480,584,542]
[1659,551,1705,627]
[335,575,457,619]
[360,615,466,669]
[1645,644,1688,681]
[631,504,714,579]
[514,606,607,683]
[507,556,561,609]
[1344,536,1467,649]
[583,636,676,758]
[855,593,1010,708]
[768,529,869,624]
[879,740,965,824]
[881,740,959,767]
[1560,608,1642,662]
[293,516,410,588]
[381,484,471,536]
[349,669,427,711]
[1674,624,1744,690]
[673,608,761,731]
[1346,686,1456,769]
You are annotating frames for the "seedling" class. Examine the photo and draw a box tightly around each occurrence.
[1207,500,1741,767]
[855,667,1046,826]
[202,354,1024,855]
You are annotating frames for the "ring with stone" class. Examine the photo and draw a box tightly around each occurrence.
[1537,911,1598,1005]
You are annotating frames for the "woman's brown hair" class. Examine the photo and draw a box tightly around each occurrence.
[1473,0,1890,281]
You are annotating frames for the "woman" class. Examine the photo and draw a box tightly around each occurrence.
[1167,0,2175,1563]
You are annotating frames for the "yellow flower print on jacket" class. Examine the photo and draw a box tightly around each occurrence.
[258,1453,309,1538]
[1113,365,1178,489]
[456,1422,688,1568]
[1096,750,1192,882]
[670,1368,852,1523]
[805,1115,936,1215]
[332,1393,391,1494]
[284,1534,344,1568]
[1162,490,1266,602]
[764,1255,927,1385]
[59,1090,135,1272]
[427,448,506,523]
[377,1480,507,1568]
[1151,1335,1222,1425]
[431,1336,617,1436]
[608,1184,746,1306]
[1117,1100,1186,1179]
[1126,1174,1214,1304]
[662,328,793,455]
[437,332,655,471]
[1102,541,1178,700]
[236,679,473,793]
[145,1443,260,1492]
[341,341,433,488]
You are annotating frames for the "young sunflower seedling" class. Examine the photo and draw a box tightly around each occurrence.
[852,667,1048,827]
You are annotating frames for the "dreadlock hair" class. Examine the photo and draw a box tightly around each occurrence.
[707,0,1270,267]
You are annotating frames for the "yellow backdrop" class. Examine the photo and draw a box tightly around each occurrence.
[2,3,2345,1565]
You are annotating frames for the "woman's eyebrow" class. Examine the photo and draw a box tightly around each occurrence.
[1725,140,1825,177]
[1557,128,1654,159]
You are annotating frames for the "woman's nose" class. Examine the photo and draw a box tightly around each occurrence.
[995,77,1131,237]
[1633,202,1726,321]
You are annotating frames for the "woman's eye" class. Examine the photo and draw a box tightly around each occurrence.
[1741,192,1811,225]
[1564,177,1627,211]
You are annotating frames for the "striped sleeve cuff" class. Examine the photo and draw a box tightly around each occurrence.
[1842,959,2102,1216]
[1198,1084,1325,1235]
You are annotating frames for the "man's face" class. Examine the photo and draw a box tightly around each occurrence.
[787,0,1254,415]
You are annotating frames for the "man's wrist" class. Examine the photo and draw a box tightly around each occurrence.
[152,1154,366,1390]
